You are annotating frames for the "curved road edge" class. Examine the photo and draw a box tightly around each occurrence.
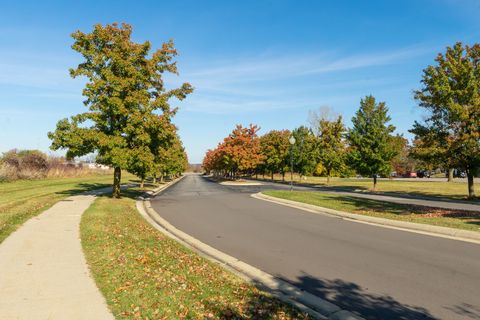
[252,192,480,244]
[135,177,365,320]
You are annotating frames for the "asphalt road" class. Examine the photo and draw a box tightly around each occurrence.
[150,174,480,320]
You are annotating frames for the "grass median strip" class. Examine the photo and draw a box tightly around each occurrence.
[262,190,480,232]
[0,173,134,244]
[80,190,310,319]
[255,175,478,201]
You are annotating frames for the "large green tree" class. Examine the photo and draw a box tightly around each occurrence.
[260,130,290,180]
[347,95,397,190]
[316,115,347,184]
[155,130,188,181]
[291,126,318,178]
[410,42,480,198]
[48,23,192,197]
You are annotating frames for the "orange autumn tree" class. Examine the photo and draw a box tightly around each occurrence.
[202,148,224,175]
[202,124,264,178]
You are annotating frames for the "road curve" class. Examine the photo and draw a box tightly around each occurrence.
[150,174,480,320]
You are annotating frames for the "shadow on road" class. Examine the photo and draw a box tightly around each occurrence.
[279,272,437,320]
[204,272,440,320]
[445,303,480,319]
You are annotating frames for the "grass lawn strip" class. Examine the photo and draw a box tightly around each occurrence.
[0,173,135,243]
[262,190,480,233]
[80,190,310,319]
[255,174,478,201]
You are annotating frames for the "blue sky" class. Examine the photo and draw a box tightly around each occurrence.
[1,0,479,163]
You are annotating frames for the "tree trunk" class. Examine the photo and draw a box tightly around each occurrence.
[282,172,285,181]
[327,174,330,185]
[448,168,454,182]
[271,172,274,181]
[140,178,144,188]
[160,174,164,183]
[112,167,121,198]
[153,176,156,184]
[467,171,475,199]
[373,174,377,191]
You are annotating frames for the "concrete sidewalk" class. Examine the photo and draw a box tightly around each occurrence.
[0,194,114,320]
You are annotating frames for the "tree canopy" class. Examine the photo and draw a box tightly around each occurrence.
[202,124,263,177]
[259,130,290,180]
[347,95,397,189]
[291,126,318,178]
[410,42,480,198]
[48,23,192,197]
[315,115,347,183]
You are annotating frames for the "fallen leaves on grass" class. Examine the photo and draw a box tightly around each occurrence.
[81,195,309,319]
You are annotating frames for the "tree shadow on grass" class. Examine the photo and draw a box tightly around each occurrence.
[55,181,149,198]
[313,184,480,204]
[323,195,480,228]
[203,290,311,319]
[54,183,112,196]
[256,176,480,203]
[333,195,410,215]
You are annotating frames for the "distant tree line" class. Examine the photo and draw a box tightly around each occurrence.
[48,23,191,197]
[202,95,399,191]
[203,43,480,198]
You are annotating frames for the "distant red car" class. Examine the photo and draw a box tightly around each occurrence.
[403,171,417,178]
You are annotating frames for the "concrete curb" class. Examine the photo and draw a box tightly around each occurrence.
[135,178,364,320]
[146,174,186,196]
[253,193,480,244]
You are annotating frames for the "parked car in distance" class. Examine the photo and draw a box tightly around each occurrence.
[445,169,467,178]
[455,170,467,178]
[403,171,417,178]
[416,170,431,178]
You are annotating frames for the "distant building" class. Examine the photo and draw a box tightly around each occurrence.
[87,163,110,170]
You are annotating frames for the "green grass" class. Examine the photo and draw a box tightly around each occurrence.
[255,174,478,201]
[80,190,309,319]
[263,190,480,232]
[0,172,135,243]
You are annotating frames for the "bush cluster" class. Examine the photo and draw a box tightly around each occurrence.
[0,149,103,181]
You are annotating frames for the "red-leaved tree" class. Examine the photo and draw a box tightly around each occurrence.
[202,124,264,178]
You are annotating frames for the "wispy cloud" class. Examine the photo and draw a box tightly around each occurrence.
[175,45,427,114]
[0,44,426,116]
[182,45,427,84]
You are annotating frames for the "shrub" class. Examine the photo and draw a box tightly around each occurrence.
[0,149,108,181]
